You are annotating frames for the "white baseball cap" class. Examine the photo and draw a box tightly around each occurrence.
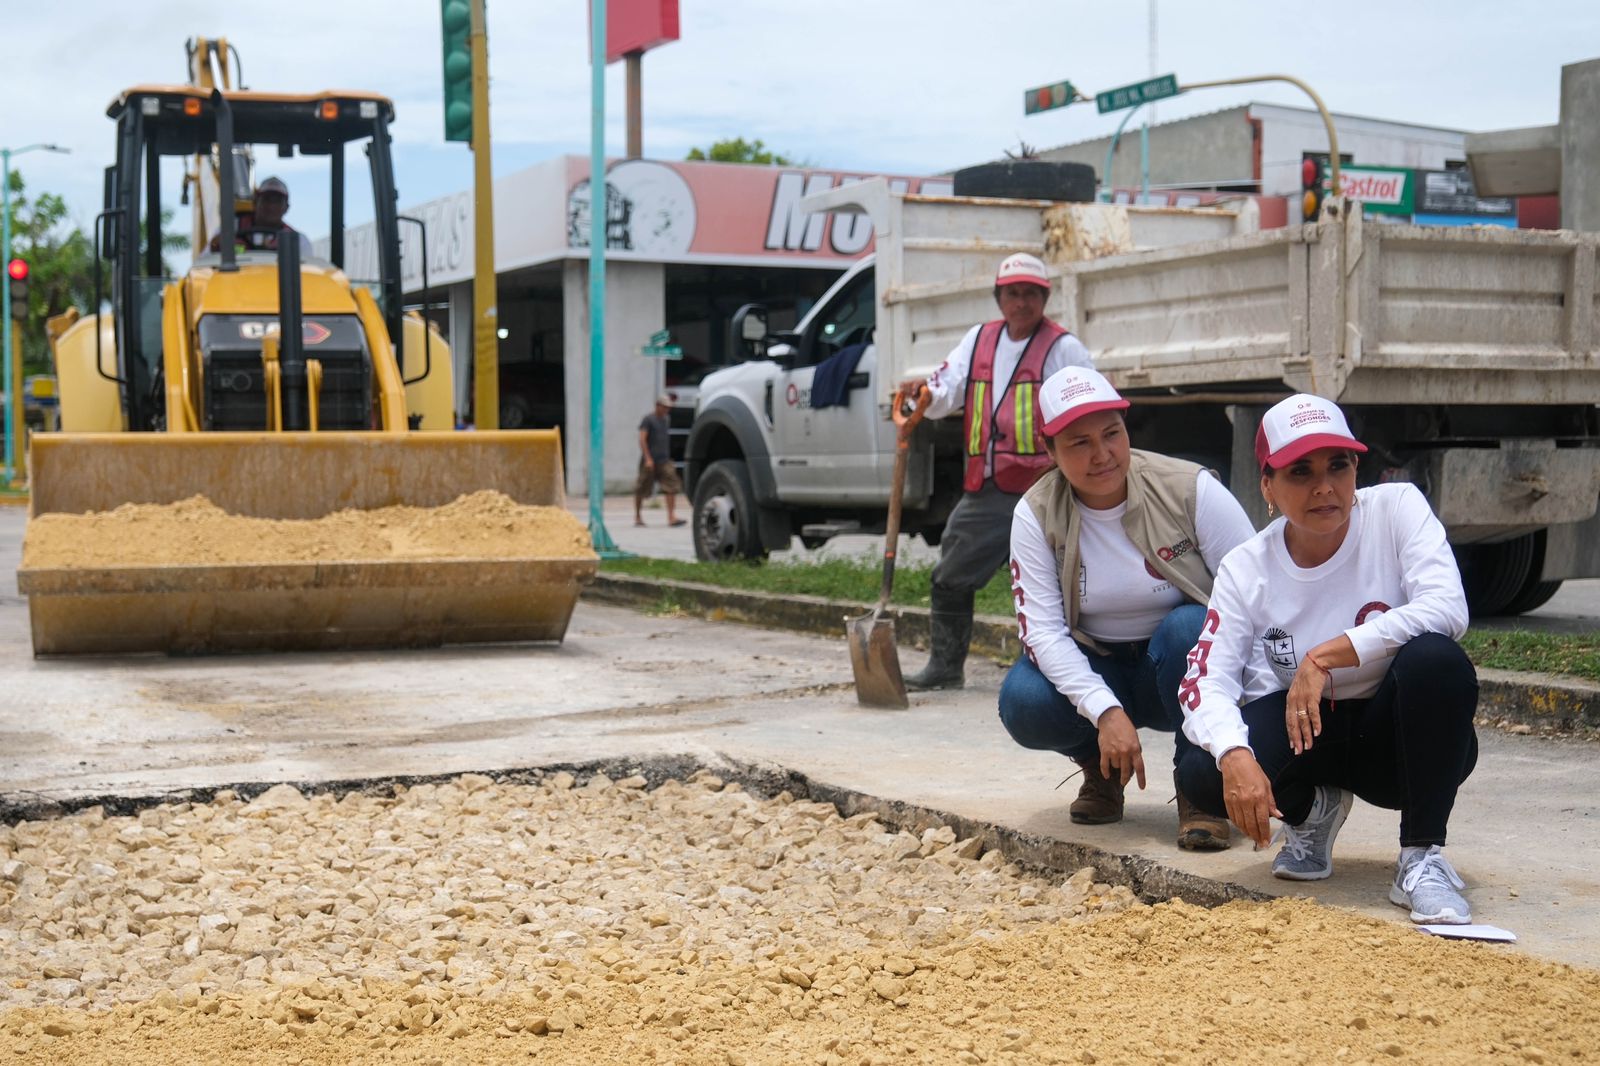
[1255,394,1367,469]
[1039,366,1129,437]
[995,252,1050,290]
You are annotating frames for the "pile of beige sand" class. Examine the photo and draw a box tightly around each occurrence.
[21,491,596,568]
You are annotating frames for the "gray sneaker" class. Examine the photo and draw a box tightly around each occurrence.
[1390,846,1471,924]
[1271,786,1354,881]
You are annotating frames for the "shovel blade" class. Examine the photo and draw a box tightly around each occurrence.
[846,610,909,709]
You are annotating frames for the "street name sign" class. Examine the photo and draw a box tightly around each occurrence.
[1095,74,1180,114]
[642,329,683,358]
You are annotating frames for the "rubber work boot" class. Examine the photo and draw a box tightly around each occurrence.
[1174,771,1231,850]
[904,587,973,691]
[1069,758,1125,825]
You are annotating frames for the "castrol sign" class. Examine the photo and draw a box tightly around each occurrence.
[1335,166,1414,215]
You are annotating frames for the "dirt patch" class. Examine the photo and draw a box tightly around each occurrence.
[21,492,596,568]
[2,773,1597,1065]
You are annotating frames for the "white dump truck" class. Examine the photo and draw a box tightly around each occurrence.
[684,177,1600,616]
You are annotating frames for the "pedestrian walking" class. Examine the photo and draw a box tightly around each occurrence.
[635,395,685,527]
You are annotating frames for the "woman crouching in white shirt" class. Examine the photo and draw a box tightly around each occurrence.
[1175,393,1479,924]
[1000,367,1256,849]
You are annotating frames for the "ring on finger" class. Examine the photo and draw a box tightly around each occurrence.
[1295,710,1309,718]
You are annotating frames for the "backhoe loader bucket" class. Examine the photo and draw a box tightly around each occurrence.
[17,431,596,655]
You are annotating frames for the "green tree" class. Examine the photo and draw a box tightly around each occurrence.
[685,137,798,166]
[5,171,186,374]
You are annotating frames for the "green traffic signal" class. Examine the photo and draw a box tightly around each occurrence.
[440,0,474,143]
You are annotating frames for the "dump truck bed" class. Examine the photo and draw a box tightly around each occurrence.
[18,431,597,655]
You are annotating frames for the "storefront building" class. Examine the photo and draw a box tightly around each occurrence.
[339,157,950,494]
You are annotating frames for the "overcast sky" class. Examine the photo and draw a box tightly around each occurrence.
[6,0,1595,240]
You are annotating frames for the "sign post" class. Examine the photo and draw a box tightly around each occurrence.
[588,0,621,554]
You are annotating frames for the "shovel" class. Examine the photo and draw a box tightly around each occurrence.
[847,387,929,708]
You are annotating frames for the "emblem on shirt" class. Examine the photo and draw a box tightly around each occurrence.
[1263,626,1297,686]
[1355,601,1392,625]
[1156,537,1195,562]
[1143,558,1172,592]
[1078,563,1088,601]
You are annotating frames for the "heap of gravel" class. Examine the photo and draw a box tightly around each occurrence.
[5,769,1599,1065]
[0,769,1132,1017]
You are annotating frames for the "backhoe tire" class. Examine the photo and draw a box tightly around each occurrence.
[953,161,1097,204]
[692,460,767,562]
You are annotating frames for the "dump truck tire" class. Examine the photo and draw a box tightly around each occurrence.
[953,161,1097,203]
[1456,534,1537,617]
[692,459,766,562]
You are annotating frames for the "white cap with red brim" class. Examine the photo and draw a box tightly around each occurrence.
[995,252,1051,290]
[1039,366,1130,437]
[1254,394,1367,469]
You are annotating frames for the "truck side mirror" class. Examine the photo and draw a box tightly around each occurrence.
[730,302,769,358]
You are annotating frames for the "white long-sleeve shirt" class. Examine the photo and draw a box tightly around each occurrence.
[1179,482,1469,764]
[1010,470,1256,725]
[924,323,1093,423]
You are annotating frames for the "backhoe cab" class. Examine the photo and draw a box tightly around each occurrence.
[54,81,449,434]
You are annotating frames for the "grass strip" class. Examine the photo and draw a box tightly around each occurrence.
[603,554,1014,617]
[604,557,1599,682]
[1458,629,1600,684]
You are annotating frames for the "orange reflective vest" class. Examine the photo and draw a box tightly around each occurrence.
[963,318,1066,493]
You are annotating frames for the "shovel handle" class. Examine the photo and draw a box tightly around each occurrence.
[893,382,931,438]
[878,385,929,606]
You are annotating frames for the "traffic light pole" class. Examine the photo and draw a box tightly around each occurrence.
[468,0,498,431]
[3,146,16,486]
[2,141,68,486]
[1174,74,1342,197]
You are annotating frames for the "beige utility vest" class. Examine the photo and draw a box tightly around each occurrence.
[1023,449,1217,656]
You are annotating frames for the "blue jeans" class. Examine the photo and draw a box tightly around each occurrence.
[998,603,1206,768]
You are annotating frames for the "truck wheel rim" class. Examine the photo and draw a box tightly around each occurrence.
[698,495,738,559]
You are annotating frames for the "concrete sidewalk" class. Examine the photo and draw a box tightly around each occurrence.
[3,505,1597,970]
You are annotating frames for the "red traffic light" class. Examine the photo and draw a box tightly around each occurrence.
[5,258,26,282]
[1301,158,1319,189]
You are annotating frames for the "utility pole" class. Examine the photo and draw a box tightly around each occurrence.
[625,51,643,159]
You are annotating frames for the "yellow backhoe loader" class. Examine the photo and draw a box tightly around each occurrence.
[17,39,593,655]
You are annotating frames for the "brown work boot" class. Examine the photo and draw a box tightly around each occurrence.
[1175,772,1231,851]
[1069,759,1125,825]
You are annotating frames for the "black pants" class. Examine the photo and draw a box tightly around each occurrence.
[1176,633,1479,847]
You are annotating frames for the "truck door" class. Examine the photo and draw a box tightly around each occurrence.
[770,269,885,504]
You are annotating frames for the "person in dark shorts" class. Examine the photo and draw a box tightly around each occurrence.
[635,395,684,527]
